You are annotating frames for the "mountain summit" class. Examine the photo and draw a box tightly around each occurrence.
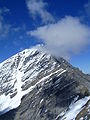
[0,45,90,120]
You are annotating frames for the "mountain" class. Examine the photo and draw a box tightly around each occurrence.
[0,45,90,120]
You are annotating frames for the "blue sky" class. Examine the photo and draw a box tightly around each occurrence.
[0,0,90,74]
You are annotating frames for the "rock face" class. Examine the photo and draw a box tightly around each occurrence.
[0,45,90,120]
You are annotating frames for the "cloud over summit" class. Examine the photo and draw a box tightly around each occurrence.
[29,16,90,59]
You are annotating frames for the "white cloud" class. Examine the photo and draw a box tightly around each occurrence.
[29,16,90,59]
[84,1,90,17]
[0,8,10,37]
[26,0,54,23]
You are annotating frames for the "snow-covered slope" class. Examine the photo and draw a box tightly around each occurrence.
[0,45,90,120]
[0,46,65,114]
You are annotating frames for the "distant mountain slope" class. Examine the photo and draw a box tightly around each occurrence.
[0,45,90,120]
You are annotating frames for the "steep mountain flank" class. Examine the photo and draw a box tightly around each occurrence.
[0,46,90,120]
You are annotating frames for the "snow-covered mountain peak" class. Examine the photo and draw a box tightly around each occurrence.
[0,45,65,115]
[0,45,90,120]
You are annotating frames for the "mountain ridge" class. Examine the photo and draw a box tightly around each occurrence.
[0,45,90,120]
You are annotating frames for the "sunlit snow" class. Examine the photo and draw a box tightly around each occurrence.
[61,96,90,120]
[0,45,66,115]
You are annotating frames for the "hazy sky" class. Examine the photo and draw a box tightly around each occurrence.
[0,0,90,73]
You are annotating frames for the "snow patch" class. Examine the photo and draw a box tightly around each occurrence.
[61,96,90,120]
